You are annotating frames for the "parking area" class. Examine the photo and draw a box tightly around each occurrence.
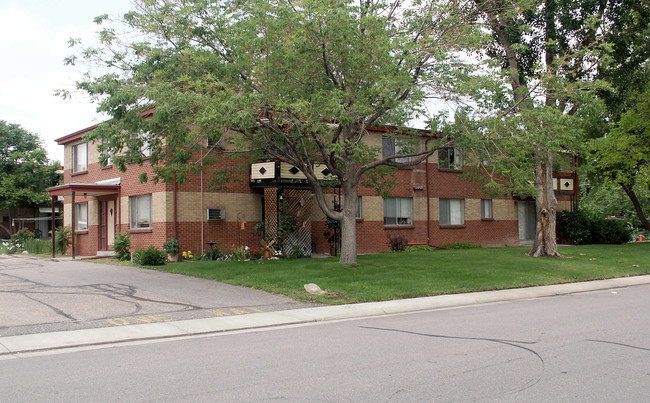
[0,255,317,337]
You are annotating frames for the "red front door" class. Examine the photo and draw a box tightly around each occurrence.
[99,201,108,251]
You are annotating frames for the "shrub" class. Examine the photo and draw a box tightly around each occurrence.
[404,245,433,252]
[387,234,409,252]
[11,228,35,244]
[132,246,167,266]
[231,246,246,261]
[556,210,631,245]
[591,218,631,244]
[163,239,180,256]
[442,242,483,249]
[205,244,225,260]
[114,232,131,261]
[556,211,591,245]
[55,227,71,255]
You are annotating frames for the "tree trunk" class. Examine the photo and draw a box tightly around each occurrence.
[622,184,650,232]
[529,153,560,257]
[338,184,358,264]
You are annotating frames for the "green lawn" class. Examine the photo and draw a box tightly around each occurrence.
[137,243,648,304]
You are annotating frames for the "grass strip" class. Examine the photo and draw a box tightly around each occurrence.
[110,243,649,304]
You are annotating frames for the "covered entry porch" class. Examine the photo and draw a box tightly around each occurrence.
[250,160,338,257]
[46,183,121,259]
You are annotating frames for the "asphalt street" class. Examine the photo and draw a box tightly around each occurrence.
[0,255,317,336]
[1,283,648,402]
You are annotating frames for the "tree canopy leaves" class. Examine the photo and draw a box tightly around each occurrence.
[0,121,60,211]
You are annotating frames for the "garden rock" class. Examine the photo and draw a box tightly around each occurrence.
[304,283,326,295]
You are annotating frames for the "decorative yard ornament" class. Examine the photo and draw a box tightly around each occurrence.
[260,239,276,260]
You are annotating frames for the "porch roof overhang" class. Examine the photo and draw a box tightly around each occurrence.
[47,183,121,197]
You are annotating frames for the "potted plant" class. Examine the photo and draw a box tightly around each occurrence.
[163,239,180,262]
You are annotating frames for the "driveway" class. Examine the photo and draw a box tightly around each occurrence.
[0,255,317,337]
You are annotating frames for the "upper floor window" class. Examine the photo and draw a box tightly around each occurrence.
[141,139,152,158]
[439,147,462,170]
[382,136,412,163]
[130,194,152,229]
[384,197,413,226]
[74,202,88,231]
[440,198,464,225]
[72,143,88,173]
[100,143,113,167]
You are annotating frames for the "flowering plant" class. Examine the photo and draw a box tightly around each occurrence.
[247,247,263,259]
[181,250,194,260]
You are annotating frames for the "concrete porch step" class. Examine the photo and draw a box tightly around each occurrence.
[96,250,116,257]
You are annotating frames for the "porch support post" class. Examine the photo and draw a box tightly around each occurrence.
[71,192,76,260]
[51,196,56,259]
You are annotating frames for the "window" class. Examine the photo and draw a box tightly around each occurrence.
[137,131,152,157]
[100,143,113,167]
[130,194,152,229]
[356,196,362,219]
[72,143,87,173]
[440,198,464,225]
[481,199,493,219]
[439,147,462,170]
[74,202,88,231]
[141,140,152,158]
[382,136,411,163]
[384,197,413,226]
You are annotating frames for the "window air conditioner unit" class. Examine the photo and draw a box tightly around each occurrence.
[207,208,226,221]
[207,136,225,148]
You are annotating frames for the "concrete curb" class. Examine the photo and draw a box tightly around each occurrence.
[1,275,649,355]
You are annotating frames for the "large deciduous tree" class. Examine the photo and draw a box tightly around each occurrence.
[449,0,621,256]
[64,0,473,263]
[588,2,650,231]
[590,81,650,231]
[0,121,60,233]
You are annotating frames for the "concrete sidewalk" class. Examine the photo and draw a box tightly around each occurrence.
[2,274,649,357]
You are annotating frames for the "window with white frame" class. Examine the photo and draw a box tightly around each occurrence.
[440,198,465,225]
[100,142,113,167]
[384,197,413,225]
[141,139,152,157]
[356,196,362,219]
[382,136,412,163]
[136,131,152,157]
[130,194,152,229]
[72,143,88,173]
[438,147,462,170]
[74,202,88,231]
[481,199,493,219]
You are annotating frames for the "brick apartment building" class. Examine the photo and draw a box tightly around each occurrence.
[47,123,578,258]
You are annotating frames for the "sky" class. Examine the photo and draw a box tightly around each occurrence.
[0,0,135,164]
[0,0,452,165]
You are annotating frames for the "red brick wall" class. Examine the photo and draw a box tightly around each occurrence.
[58,144,575,256]
[176,221,262,255]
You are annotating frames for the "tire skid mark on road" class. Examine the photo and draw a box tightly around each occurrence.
[89,283,202,310]
[584,339,650,352]
[360,325,545,396]
[22,293,77,321]
[0,271,48,288]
